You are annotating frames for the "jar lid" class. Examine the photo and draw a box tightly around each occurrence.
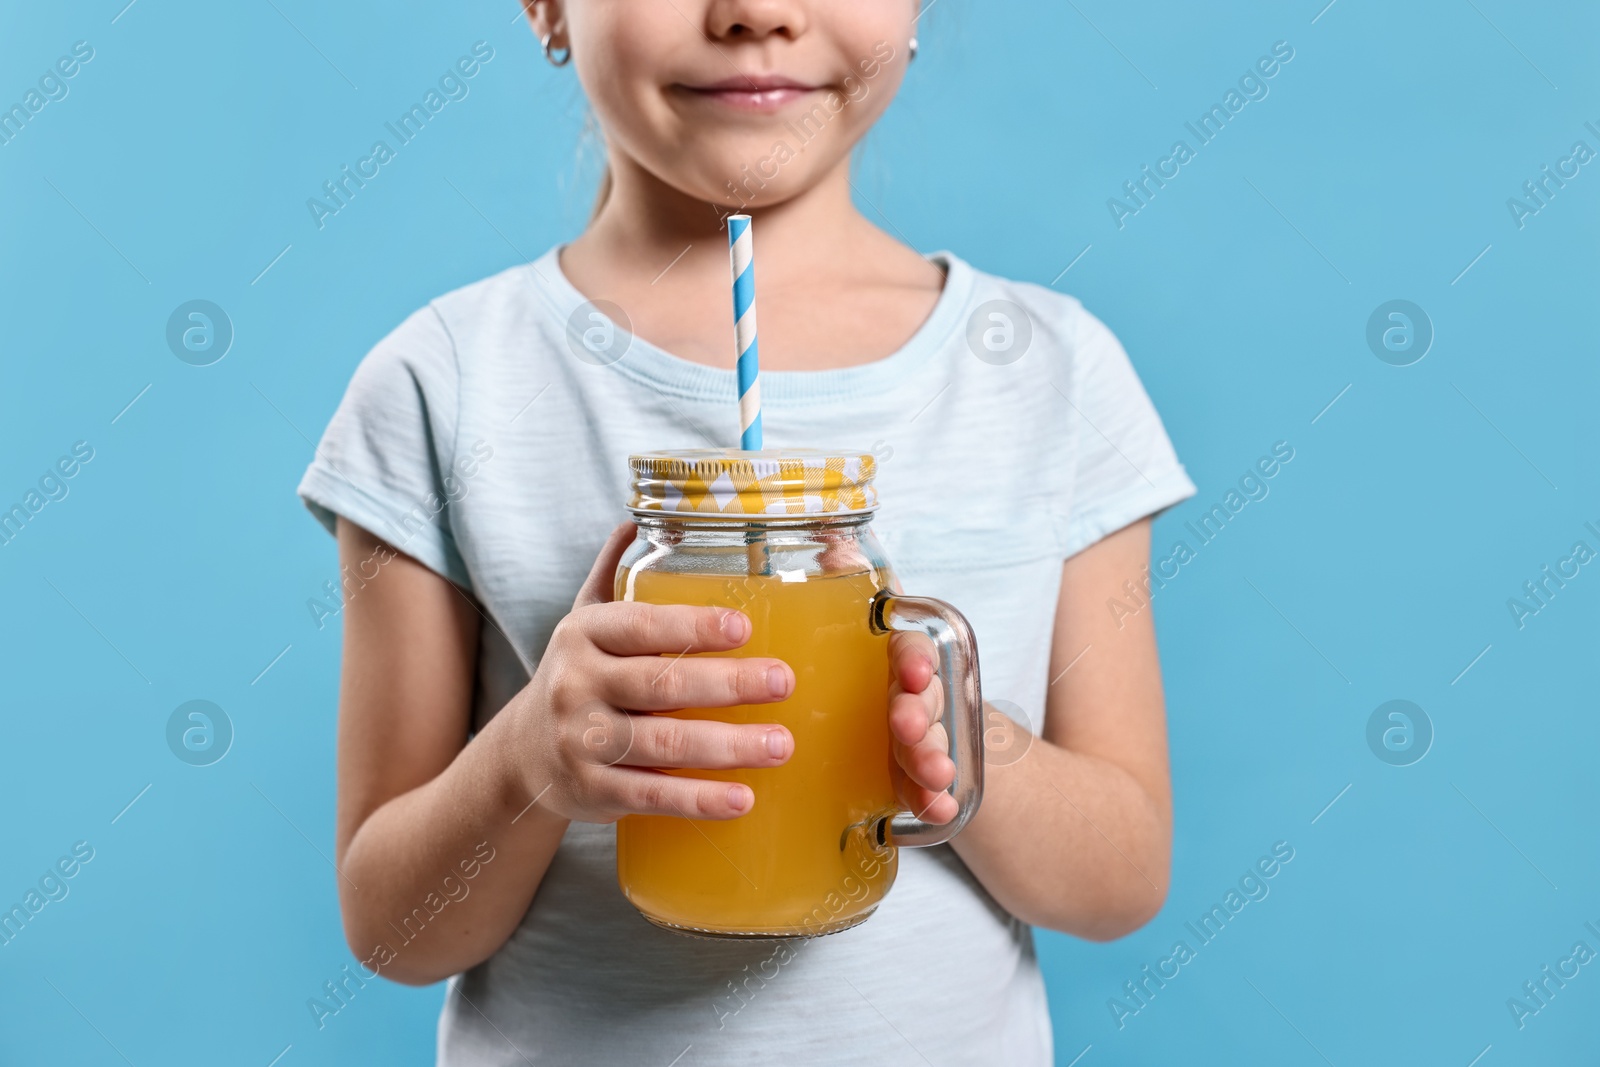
[627,448,878,517]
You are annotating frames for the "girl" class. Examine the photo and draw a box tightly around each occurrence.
[298,1,1195,1062]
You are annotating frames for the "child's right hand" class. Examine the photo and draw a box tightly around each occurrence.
[501,524,794,824]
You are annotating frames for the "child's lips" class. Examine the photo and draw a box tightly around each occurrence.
[677,79,821,112]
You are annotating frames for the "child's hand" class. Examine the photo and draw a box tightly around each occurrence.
[504,524,795,824]
[888,632,959,825]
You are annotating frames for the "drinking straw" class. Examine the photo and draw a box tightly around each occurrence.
[728,214,769,578]
[728,214,763,451]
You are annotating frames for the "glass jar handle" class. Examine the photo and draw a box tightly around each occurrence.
[870,592,985,848]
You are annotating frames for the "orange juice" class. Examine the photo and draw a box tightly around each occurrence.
[615,566,899,937]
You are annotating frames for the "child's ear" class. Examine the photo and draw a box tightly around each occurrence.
[523,0,567,43]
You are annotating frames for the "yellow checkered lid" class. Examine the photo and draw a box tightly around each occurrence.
[627,448,878,517]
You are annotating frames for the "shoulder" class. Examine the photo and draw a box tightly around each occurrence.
[426,251,569,354]
[428,255,558,327]
[940,253,1122,371]
[956,256,1085,318]
[349,250,566,392]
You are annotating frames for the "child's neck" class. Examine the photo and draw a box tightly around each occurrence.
[560,155,945,374]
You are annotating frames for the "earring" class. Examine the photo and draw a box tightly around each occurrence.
[541,30,572,67]
[908,37,918,62]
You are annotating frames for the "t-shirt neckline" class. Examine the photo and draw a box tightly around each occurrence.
[526,245,974,404]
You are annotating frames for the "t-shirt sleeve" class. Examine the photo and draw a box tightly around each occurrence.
[296,304,471,587]
[1059,304,1197,558]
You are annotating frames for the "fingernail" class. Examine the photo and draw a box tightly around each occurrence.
[767,665,790,699]
[727,785,752,812]
[721,611,750,642]
[765,729,789,760]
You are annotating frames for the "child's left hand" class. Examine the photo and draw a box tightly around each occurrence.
[888,632,959,825]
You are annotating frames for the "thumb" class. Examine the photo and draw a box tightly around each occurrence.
[574,522,636,608]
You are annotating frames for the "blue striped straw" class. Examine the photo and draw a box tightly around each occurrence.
[728,214,763,450]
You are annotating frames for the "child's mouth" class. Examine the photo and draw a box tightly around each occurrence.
[677,76,821,113]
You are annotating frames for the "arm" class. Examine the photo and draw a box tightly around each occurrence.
[332,517,567,984]
[333,519,797,985]
[895,518,1172,940]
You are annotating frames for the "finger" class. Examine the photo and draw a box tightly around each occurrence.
[574,522,636,608]
[603,654,794,711]
[918,791,959,824]
[891,762,958,825]
[619,715,792,770]
[896,729,955,793]
[887,676,944,746]
[605,767,758,820]
[890,631,936,694]
[888,688,932,747]
[578,601,752,657]
[815,535,874,576]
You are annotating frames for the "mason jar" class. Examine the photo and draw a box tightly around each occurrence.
[613,448,984,939]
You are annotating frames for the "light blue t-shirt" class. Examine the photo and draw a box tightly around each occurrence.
[298,247,1195,1066]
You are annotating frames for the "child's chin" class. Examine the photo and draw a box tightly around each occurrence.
[683,153,834,211]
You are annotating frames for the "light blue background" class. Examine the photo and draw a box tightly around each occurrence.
[2,1,1596,1064]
